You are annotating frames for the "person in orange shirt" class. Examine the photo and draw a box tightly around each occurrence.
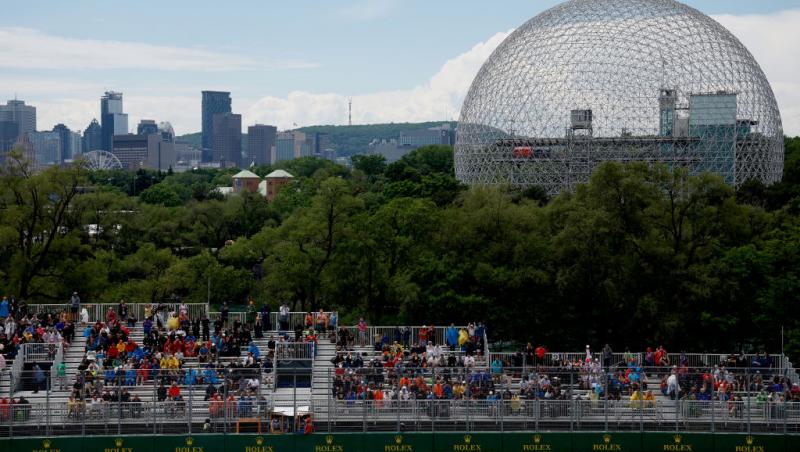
[433,381,443,399]
[373,389,384,408]
[399,376,411,389]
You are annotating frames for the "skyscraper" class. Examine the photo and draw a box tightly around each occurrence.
[28,131,61,166]
[0,121,19,156]
[212,113,242,168]
[100,91,128,152]
[201,91,231,162]
[0,99,36,135]
[275,131,306,162]
[137,119,158,136]
[82,119,102,153]
[247,124,277,165]
[52,124,74,162]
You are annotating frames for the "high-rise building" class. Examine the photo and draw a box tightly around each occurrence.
[0,99,36,135]
[158,122,175,143]
[0,121,20,156]
[212,113,242,168]
[28,131,61,167]
[82,119,102,153]
[275,131,306,162]
[70,132,82,159]
[112,134,175,171]
[101,91,128,152]
[52,124,75,162]
[247,124,277,165]
[137,119,158,136]
[315,132,331,154]
[201,91,231,162]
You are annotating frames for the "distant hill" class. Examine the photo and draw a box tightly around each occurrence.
[175,121,457,157]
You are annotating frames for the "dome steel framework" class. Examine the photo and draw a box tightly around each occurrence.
[454,0,784,194]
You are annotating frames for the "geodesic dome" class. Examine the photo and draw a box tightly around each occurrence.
[454,0,784,194]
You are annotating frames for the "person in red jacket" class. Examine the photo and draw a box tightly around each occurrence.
[168,383,181,400]
[535,345,547,366]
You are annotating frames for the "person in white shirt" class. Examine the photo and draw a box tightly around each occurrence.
[464,354,476,368]
[666,370,680,400]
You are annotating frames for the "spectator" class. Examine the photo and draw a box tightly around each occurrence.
[70,292,81,322]
[602,344,613,370]
[16,396,30,421]
[56,360,67,390]
[279,302,290,331]
[33,364,47,393]
[0,296,8,320]
[357,318,367,346]
[446,324,458,351]
[247,298,257,330]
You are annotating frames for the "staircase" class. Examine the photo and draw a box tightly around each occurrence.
[311,337,374,421]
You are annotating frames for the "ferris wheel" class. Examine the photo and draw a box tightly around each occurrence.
[81,150,123,171]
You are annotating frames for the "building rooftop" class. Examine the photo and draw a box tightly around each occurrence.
[265,169,294,179]
[232,169,260,179]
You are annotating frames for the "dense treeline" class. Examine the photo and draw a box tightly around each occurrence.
[1,139,800,357]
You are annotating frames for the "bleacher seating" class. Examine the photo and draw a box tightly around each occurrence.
[2,303,800,436]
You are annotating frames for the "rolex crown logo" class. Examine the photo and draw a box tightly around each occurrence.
[256,436,264,446]
[115,438,124,447]
[43,439,52,449]
[746,436,754,446]
[534,435,541,444]
[186,437,194,446]
[395,435,403,444]
[603,434,612,444]
[326,435,334,445]
[673,435,682,444]
[464,435,472,444]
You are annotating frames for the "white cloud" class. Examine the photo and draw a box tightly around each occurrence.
[243,30,513,130]
[713,9,800,136]
[0,27,316,71]
[9,9,800,138]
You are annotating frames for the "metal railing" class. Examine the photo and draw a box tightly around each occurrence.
[207,311,337,333]
[3,362,800,437]
[26,303,210,323]
[276,342,315,360]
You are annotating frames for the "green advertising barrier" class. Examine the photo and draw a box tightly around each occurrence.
[433,432,505,452]
[2,432,799,452]
[571,432,642,452]
[225,433,295,452]
[367,433,434,452]
[641,432,714,452]
[8,436,83,452]
[81,435,154,452]
[502,432,573,452]
[713,433,784,452]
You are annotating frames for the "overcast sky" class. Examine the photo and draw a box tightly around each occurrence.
[1,0,799,135]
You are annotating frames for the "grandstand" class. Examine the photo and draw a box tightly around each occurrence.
[2,302,800,451]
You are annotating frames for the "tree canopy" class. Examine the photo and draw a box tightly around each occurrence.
[2,140,800,358]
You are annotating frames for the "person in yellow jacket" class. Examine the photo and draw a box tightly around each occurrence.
[629,389,642,409]
[458,328,468,347]
[643,390,656,409]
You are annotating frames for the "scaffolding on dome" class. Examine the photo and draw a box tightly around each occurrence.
[455,0,784,195]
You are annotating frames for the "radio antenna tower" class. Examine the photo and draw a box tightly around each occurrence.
[348,98,352,126]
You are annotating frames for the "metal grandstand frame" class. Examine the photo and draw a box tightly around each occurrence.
[454,0,783,194]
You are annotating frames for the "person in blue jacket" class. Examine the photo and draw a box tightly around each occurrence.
[446,324,458,351]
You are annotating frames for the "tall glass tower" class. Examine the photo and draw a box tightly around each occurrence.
[100,91,128,152]
[202,91,232,162]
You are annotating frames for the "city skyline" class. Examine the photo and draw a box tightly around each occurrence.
[0,1,798,136]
